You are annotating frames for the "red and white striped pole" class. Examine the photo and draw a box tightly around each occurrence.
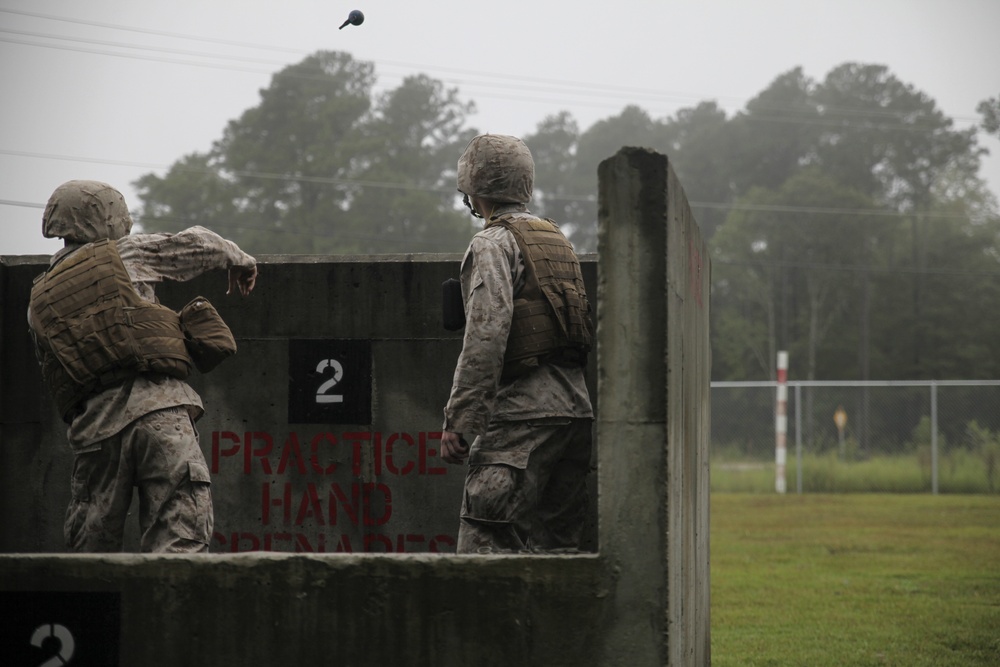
[775,351,788,494]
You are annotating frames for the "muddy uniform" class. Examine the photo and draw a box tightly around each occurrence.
[31,226,256,553]
[443,208,593,553]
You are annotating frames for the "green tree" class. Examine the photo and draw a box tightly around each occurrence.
[134,51,476,254]
[526,112,586,244]
[812,64,985,374]
[134,153,240,232]
[976,94,1000,137]
[814,63,982,209]
[548,105,661,252]
[131,52,1000,385]
[710,171,876,381]
[334,73,478,253]
[868,187,1000,379]
[727,68,822,194]
[657,100,739,240]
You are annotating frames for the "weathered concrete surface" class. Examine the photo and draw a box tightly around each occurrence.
[0,552,608,666]
[596,148,712,665]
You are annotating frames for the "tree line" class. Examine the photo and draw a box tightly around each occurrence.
[134,51,1000,382]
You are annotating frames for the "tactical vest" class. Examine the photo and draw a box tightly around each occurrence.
[29,239,192,422]
[486,214,594,380]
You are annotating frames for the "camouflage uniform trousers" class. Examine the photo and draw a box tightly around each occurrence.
[457,417,593,554]
[64,405,214,553]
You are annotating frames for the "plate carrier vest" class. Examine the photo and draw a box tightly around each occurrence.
[29,239,192,422]
[486,213,594,380]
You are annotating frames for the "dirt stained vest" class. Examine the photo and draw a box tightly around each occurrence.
[28,239,192,422]
[485,213,594,380]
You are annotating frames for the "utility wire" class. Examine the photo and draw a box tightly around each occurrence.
[0,32,980,138]
[8,195,995,274]
[0,27,290,66]
[0,8,745,108]
[0,7,310,53]
[0,33,699,120]
[714,257,1000,277]
[0,9,983,129]
[0,30,717,112]
[0,148,458,195]
[0,147,988,221]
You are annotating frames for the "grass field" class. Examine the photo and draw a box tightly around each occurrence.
[710,494,1000,666]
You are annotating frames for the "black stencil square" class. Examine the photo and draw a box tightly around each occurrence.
[0,591,121,666]
[288,339,372,424]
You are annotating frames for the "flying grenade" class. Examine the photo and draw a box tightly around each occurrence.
[339,10,364,29]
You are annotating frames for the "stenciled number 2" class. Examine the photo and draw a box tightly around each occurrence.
[315,358,344,404]
[31,623,74,667]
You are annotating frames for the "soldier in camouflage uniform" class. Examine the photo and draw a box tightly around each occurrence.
[441,135,595,553]
[27,180,258,553]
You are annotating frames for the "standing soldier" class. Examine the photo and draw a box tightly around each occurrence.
[440,135,595,553]
[28,180,258,553]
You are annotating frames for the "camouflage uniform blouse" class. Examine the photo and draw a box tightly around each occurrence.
[443,212,593,437]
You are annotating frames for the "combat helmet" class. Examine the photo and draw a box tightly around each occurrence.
[457,134,534,207]
[42,180,133,244]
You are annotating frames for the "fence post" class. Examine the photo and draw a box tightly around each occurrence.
[775,351,788,494]
[931,382,939,495]
[795,383,803,494]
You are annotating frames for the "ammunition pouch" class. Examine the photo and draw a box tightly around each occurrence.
[179,296,237,373]
[442,278,466,331]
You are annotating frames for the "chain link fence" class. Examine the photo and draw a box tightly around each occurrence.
[711,381,1000,493]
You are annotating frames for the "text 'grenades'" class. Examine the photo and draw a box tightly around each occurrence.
[212,530,456,553]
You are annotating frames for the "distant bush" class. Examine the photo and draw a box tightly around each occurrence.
[711,449,998,493]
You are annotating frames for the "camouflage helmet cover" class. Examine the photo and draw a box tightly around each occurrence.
[42,180,133,243]
[456,134,534,204]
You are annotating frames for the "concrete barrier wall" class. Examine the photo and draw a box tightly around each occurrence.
[0,553,608,666]
[0,148,711,666]
[596,148,712,665]
[0,253,597,554]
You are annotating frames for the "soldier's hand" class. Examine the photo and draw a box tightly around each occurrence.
[441,431,470,465]
[228,265,258,296]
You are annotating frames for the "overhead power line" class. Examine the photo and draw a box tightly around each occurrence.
[0,29,733,117]
[0,7,307,53]
[0,30,978,136]
[0,147,986,223]
[0,26,289,66]
[715,257,1000,277]
[0,8,730,106]
[7,195,995,275]
[0,8,983,130]
[0,33,283,76]
[689,201,976,220]
[0,148,457,195]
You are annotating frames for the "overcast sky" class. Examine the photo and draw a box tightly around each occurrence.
[2,0,998,256]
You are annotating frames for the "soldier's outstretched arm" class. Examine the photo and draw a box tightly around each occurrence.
[117,225,256,286]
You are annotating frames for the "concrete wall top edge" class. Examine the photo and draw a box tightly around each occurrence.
[1,254,51,266]
[0,553,608,591]
[4,253,598,265]
[0,551,603,566]
[255,253,464,264]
